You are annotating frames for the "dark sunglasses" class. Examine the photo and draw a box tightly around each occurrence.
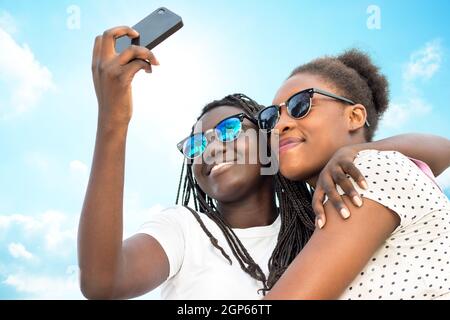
[177,113,257,159]
[257,88,371,131]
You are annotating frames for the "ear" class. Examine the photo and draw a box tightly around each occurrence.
[346,104,368,133]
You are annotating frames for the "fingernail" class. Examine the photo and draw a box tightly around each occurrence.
[154,58,160,66]
[353,196,363,207]
[340,208,351,219]
[361,180,368,190]
[317,218,325,229]
[145,69,152,74]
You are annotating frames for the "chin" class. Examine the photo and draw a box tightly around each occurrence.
[210,179,249,202]
[211,166,263,202]
[279,161,313,182]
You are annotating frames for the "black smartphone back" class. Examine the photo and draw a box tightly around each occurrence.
[115,7,183,53]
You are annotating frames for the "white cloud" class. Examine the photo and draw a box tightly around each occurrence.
[380,39,442,130]
[403,40,442,82]
[42,211,77,252]
[380,103,409,128]
[0,210,77,254]
[0,213,39,231]
[3,265,161,300]
[0,200,165,262]
[8,242,34,260]
[0,10,17,34]
[0,203,164,299]
[3,266,83,300]
[381,97,431,128]
[0,25,54,119]
[1,210,81,299]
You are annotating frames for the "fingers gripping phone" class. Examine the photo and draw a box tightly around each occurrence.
[115,7,183,54]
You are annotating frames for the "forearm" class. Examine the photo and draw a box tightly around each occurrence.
[264,197,399,300]
[78,121,129,297]
[355,133,450,176]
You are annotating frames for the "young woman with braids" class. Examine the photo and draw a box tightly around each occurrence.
[259,49,450,299]
[78,27,449,299]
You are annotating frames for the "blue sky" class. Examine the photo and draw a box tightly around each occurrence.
[0,0,449,299]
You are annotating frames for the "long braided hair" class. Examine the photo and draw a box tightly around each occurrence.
[175,94,316,294]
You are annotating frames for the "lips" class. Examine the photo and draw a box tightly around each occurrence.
[209,162,235,177]
[205,159,238,176]
[278,136,305,154]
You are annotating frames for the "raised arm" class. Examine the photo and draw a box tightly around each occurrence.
[312,133,450,228]
[352,133,450,176]
[78,26,168,299]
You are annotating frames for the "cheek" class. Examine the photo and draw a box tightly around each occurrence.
[278,115,345,180]
[192,163,206,188]
[236,133,261,165]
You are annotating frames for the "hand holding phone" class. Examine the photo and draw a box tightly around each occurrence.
[91,8,183,128]
[92,27,156,129]
[115,7,183,54]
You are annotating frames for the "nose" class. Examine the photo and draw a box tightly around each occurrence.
[274,105,297,135]
[202,133,226,164]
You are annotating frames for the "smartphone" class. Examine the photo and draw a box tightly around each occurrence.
[115,7,183,54]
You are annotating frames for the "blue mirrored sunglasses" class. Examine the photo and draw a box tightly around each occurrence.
[177,113,257,159]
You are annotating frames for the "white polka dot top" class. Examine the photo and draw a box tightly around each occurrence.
[335,150,450,300]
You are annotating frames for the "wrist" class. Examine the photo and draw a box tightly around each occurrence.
[97,119,129,139]
[97,113,130,133]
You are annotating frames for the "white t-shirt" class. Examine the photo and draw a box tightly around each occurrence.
[137,206,281,300]
[332,150,450,300]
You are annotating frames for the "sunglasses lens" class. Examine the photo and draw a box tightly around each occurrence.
[258,106,279,130]
[215,117,242,142]
[287,92,310,118]
[182,134,207,158]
